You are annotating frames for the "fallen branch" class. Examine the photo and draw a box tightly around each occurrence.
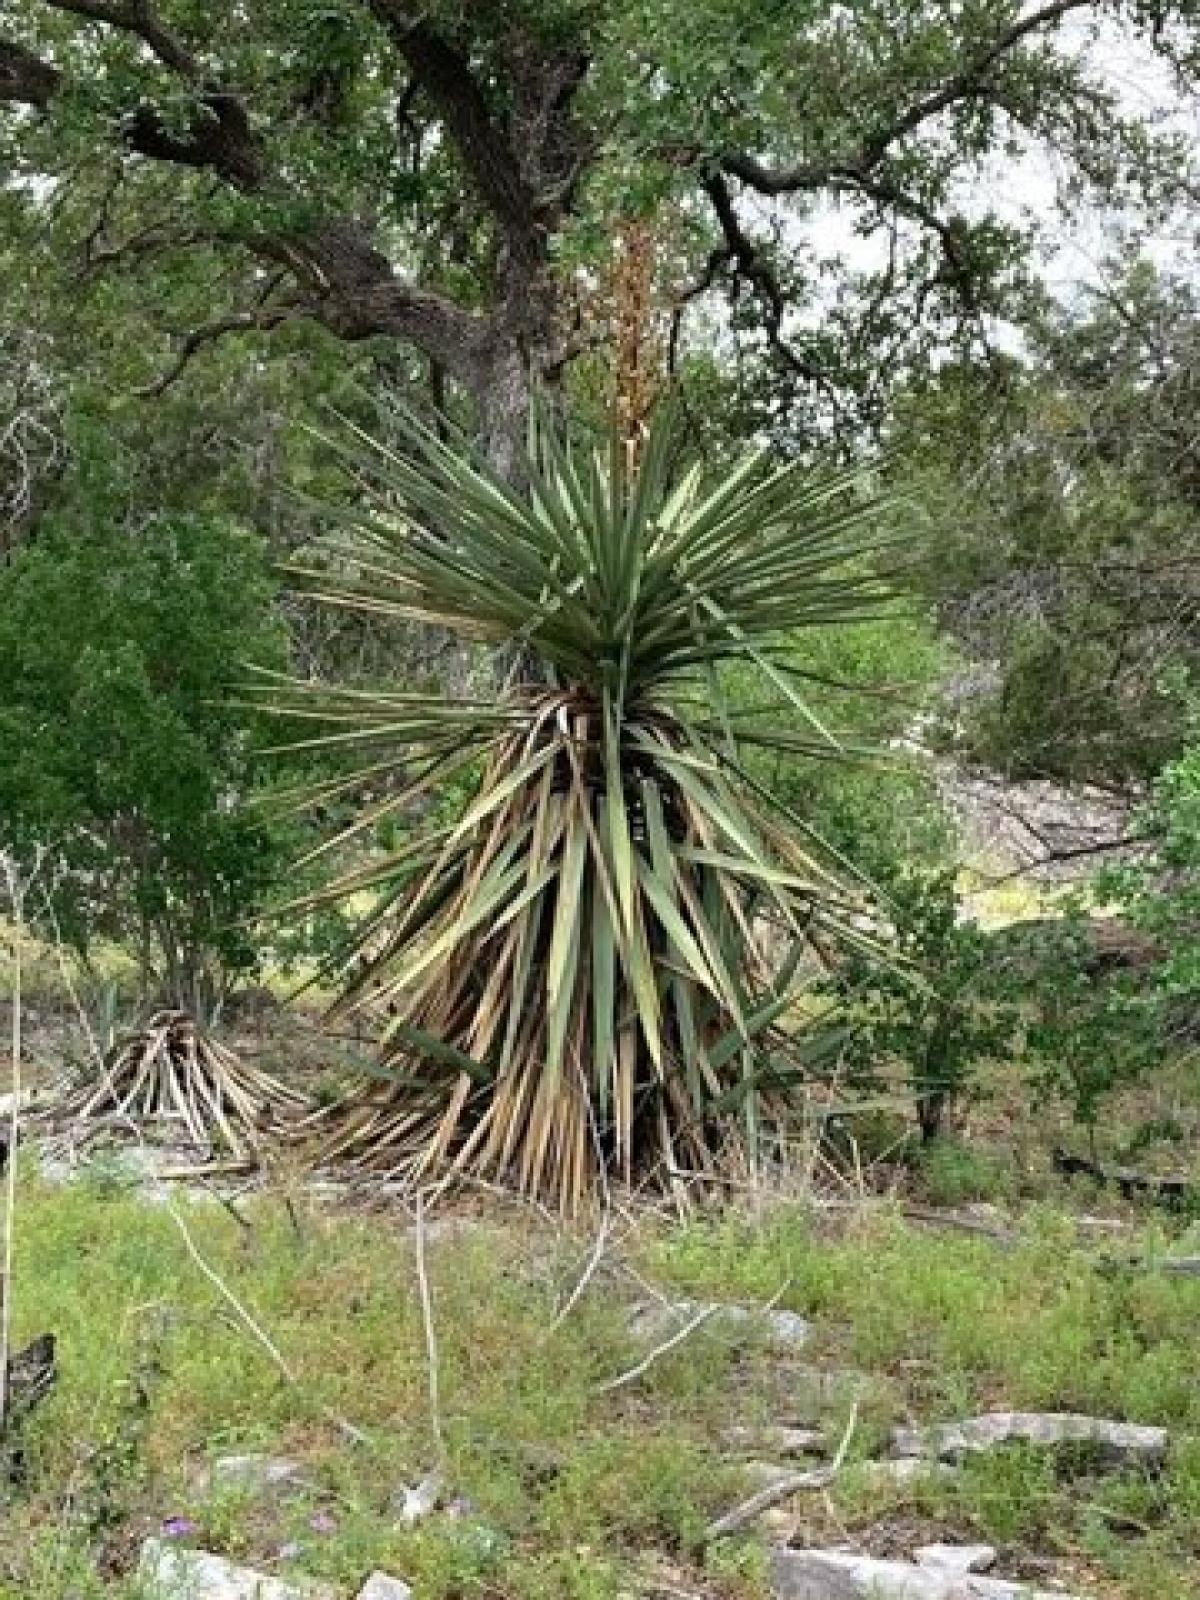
[415,1188,446,1465]
[703,1398,859,1542]
[550,1213,611,1333]
[818,1195,1019,1245]
[1103,1252,1200,1278]
[1053,1147,1196,1209]
[598,1303,718,1394]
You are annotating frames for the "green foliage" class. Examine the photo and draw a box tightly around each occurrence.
[4,1,1200,442]
[896,259,1200,785]
[822,868,1017,1140]
[1114,721,1200,1011]
[0,450,289,1012]
[725,614,950,879]
[1017,902,1159,1141]
[916,1136,1015,1207]
[6,1175,753,1600]
[1030,703,1200,1136]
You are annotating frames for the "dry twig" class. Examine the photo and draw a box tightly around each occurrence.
[597,1303,718,1394]
[702,1397,860,1542]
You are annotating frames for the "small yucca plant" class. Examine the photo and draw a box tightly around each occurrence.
[252,407,897,1208]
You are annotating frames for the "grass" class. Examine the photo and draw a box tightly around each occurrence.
[3,1160,1200,1599]
[3,1172,756,1599]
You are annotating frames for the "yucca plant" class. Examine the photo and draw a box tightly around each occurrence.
[251,407,898,1208]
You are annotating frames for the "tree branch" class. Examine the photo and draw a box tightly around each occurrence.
[2,8,564,395]
[700,170,837,395]
[366,3,538,243]
[829,170,978,312]
[42,0,199,77]
[0,39,60,108]
[9,8,259,185]
[722,0,1098,194]
[133,307,294,397]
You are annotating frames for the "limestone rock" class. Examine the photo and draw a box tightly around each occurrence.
[628,1298,811,1349]
[742,1459,810,1491]
[771,1547,1082,1599]
[139,1539,335,1600]
[357,1575,415,1600]
[857,1458,953,1488]
[892,1411,1168,1464]
[914,1544,997,1575]
[210,1454,309,1496]
[393,1470,443,1525]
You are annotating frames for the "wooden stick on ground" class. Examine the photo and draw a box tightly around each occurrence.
[597,1303,718,1395]
[702,1398,860,1543]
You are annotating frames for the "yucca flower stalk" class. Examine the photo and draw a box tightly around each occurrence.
[251,406,898,1209]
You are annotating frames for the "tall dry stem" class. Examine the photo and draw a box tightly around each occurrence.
[0,848,41,1427]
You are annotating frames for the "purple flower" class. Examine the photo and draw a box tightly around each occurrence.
[160,1516,199,1540]
[308,1510,338,1535]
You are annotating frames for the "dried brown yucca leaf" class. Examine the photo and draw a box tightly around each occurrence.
[61,1009,307,1159]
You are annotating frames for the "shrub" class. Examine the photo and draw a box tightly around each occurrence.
[823,867,1017,1141]
[0,507,289,1015]
[1017,902,1159,1146]
[257,406,898,1207]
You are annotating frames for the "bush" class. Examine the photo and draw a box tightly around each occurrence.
[1016,903,1159,1145]
[724,614,951,879]
[0,505,290,1014]
[823,867,1017,1141]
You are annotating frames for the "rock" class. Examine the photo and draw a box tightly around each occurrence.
[857,1458,953,1488]
[914,1544,997,1575]
[357,1575,414,1600]
[393,1470,443,1525]
[771,1547,1083,1599]
[139,1538,335,1600]
[0,1088,33,1119]
[628,1298,812,1349]
[742,1459,810,1491]
[722,1425,827,1456]
[787,1365,879,1407]
[892,1412,1168,1465]
[209,1454,309,1496]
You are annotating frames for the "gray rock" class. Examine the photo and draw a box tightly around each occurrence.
[892,1411,1168,1464]
[628,1298,811,1349]
[857,1458,953,1488]
[914,1544,997,1575]
[139,1539,335,1600]
[771,1548,1082,1599]
[722,1425,827,1456]
[742,1459,811,1491]
[0,1088,33,1119]
[210,1455,309,1496]
[393,1470,443,1525]
[357,1575,414,1600]
[787,1365,879,1406]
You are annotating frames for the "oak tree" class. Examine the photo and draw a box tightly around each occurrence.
[4,1,1200,459]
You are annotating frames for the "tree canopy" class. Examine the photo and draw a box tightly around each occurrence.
[900,259,1200,786]
[5,1,1200,456]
